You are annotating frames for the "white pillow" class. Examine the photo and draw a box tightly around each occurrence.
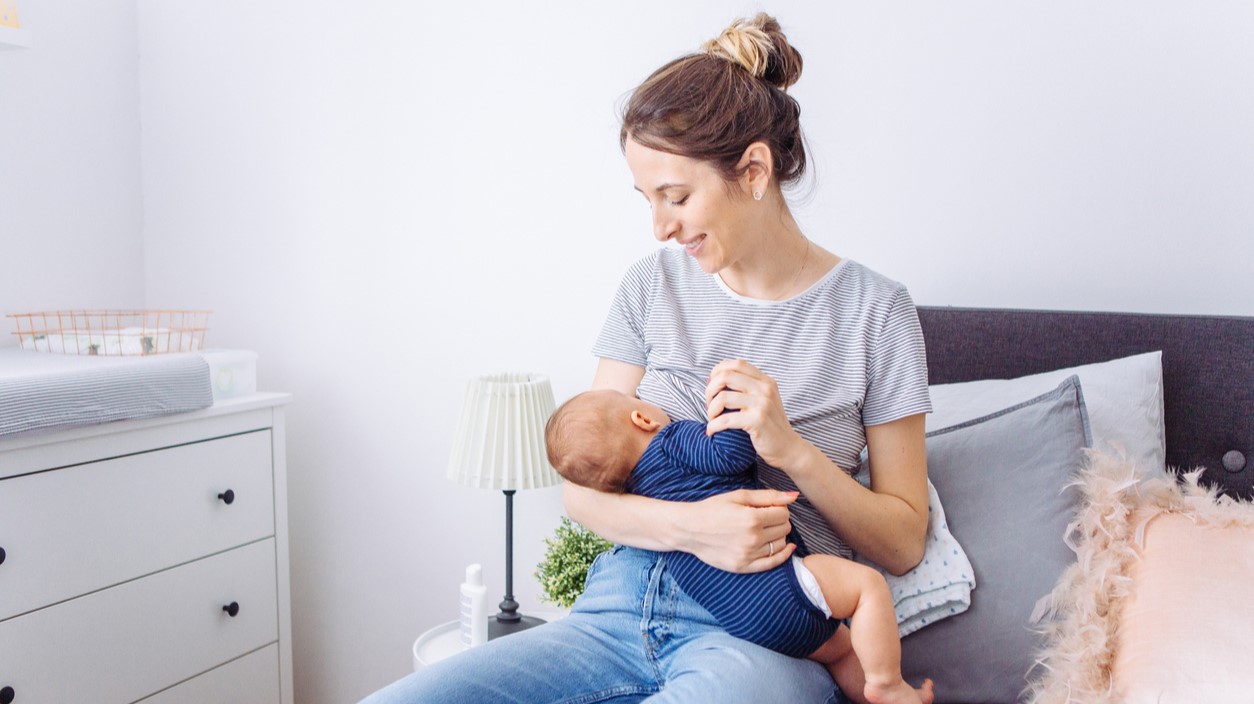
[927,351,1165,473]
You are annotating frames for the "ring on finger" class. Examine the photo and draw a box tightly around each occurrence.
[768,540,775,557]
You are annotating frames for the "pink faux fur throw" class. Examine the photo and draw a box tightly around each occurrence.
[1025,450,1254,703]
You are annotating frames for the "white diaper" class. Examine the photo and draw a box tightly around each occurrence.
[791,556,832,617]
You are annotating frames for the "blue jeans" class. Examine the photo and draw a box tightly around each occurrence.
[360,547,847,704]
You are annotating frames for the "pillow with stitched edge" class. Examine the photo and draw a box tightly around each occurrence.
[897,375,1091,703]
[927,351,1163,474]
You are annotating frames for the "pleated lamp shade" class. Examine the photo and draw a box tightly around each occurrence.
[447,373,562,491]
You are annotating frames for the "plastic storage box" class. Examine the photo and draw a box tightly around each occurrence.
[199,349,258,403]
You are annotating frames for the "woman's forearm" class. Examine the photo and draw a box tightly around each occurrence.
[781,421,930,575]
[703,361,929,574]
[793,450,926,574]
[564,480,802,573]
[563,482,682,551]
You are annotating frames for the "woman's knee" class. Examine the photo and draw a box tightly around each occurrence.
[358,617,648,704]
[659,633,838,702]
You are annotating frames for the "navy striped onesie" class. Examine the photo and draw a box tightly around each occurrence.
[625,420,838,658]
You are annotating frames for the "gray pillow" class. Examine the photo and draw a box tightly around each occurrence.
[899,375,1091,703]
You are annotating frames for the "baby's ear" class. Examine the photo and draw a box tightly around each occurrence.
[630,409,662,432]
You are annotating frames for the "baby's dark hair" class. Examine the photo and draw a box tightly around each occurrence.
[545,392,635,494]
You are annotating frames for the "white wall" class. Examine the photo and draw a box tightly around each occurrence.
[138,2,1254,703]
[804,2,1254,313]
[0,0,145,331]
[0,2,1244,703]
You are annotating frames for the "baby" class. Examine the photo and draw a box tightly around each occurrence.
[545,390,933,704]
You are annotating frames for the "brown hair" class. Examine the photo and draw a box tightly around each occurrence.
[545,393,634,494]
[620,13,806,190]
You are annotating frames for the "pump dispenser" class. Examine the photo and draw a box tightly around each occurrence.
[459,563,488,648]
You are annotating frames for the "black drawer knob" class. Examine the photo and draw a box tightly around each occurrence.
[1,685,15,704]
[217,489,236,505]
[0,546,6,566]
[223,601,240,617]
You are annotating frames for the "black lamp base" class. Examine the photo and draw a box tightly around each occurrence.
[488,489,547,641]
[488,613,547,640]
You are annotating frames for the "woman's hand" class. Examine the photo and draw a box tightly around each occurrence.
[705,359,807,469]
[701,359,930,574]
[578,357,802,573]
[563,482,797,573]
[680,488,799,573]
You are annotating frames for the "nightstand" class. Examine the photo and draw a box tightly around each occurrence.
[412,609,568,670]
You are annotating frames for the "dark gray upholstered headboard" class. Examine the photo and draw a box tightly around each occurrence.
[916,307,1254,499]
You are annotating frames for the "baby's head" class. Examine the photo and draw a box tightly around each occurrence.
[545,390,672,493]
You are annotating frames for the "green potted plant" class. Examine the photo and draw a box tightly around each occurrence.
[535,517,614,609]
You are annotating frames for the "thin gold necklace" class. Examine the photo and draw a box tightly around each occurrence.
[775,239,812,300]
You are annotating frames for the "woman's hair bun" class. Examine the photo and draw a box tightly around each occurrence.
[700,13,803,90]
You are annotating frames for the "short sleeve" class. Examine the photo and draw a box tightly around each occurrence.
[591,254,657,368]
[862,287,932,426]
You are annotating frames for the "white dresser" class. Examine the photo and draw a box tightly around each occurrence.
[0,393,293,704]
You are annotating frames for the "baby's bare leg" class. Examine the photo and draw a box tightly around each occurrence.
[808,626,865,697]
[802,555,934,704]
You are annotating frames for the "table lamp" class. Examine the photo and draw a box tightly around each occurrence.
[447,372,563,639]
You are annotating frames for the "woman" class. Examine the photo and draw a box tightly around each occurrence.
[362,13,930,704]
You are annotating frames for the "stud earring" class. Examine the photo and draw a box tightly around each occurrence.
[753,190,763,201]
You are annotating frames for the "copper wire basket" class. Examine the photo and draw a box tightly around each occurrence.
[7,310,211,356]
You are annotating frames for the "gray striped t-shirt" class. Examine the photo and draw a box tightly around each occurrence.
[593,248,932,558]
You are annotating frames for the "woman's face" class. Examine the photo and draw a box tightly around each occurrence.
[624,139,755,275]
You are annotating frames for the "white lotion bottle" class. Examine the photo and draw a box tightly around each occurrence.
[459,563,488,649]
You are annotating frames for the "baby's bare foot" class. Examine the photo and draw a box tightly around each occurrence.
[917,678,934,704]
[864,677,934,704]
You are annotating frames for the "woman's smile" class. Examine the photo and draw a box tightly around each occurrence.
[624,139,748,274]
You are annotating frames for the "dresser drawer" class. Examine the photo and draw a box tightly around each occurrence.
[0,538,279,704]
[137,643,280,704]
[0,430,274,620]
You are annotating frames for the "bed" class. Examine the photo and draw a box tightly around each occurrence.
[902,306,1254,703]
[918,307,1254,498]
